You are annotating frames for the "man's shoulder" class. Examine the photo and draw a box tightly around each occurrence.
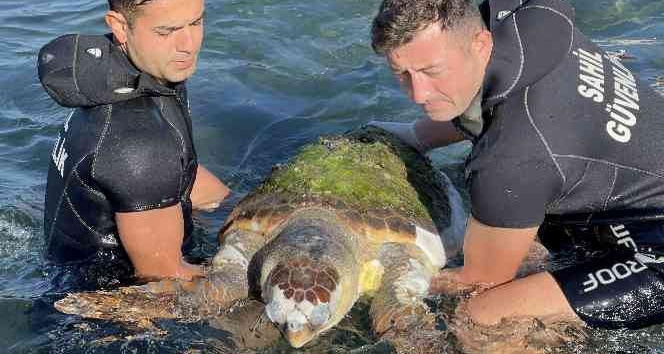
[483,0,577,107]
[92,97,181,168]
[105,95,172,133]
[68,97,164,142]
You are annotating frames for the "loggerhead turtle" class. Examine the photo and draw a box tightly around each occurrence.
[54,126,467,352]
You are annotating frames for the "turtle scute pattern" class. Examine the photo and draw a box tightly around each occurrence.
[267,257,339,306]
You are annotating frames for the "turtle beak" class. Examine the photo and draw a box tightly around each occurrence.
[285,325,316,348]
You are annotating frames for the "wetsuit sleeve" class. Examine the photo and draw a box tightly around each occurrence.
[469,157,562,228]
[92,112,184,213]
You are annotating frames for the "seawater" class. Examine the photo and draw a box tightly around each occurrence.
[0,0,663,353]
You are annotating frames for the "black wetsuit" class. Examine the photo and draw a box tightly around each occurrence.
[455,0,664,328]
[38,34,197,290]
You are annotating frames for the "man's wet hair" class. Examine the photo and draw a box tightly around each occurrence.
[107,0,158,26]
[371,0,482,54]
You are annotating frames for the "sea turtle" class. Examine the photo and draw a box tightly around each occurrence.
[54,126,467,352]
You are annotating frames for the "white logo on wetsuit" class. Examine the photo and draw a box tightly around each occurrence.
[496,10,512,20]
[51,111,73,178]
[114,87,135,94]
[635,252,664,264]
[86,48,102,59]
[42,52,55,64]
[573,47,641,143]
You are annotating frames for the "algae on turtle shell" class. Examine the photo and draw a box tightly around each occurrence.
[257,126,454,231]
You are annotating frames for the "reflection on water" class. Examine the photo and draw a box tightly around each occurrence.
[0,0,663,352]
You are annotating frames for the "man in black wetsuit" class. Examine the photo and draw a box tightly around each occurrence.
[38,0,229,290]
[370,0,664,338]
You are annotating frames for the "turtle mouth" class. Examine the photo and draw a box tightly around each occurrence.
[263,258,339,347]
[284,322,316,348]
[265,293,334,347]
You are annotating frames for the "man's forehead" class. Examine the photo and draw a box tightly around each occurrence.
[135,0,204,26]
[387,42,445,72]
[386,25,458,70]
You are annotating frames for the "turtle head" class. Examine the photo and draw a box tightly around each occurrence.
[262,257,344,348]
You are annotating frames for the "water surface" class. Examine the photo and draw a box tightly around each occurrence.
[0,0,663,352]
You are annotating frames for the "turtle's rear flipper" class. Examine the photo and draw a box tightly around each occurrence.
[55,264,250,323]
[369,243,450,354]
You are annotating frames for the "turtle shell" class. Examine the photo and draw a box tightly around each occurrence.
[219,126,453,245]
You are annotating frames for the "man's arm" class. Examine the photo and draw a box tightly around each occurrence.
[368,118,465,152]
[460,217,538,285]
[431,216,538,293]
[414,118,465,148]
[116,203,202,280]
[190,164,230,211]
[430,217,578,326]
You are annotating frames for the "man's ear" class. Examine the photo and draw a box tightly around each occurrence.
[472,28,493,66]
[105,10,130,44]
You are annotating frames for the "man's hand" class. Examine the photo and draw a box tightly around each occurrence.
[429,217,538,296]
[428,219,576,328]
[116,203,203,281]
[367,118,465,153]
[429,267,478,295]
[190,164,230,211]
[429,239,550,295]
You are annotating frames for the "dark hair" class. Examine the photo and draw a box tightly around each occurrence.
[107,0,157,25]
[371,0,481,54]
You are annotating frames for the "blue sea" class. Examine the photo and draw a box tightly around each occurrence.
[0,0,663,352]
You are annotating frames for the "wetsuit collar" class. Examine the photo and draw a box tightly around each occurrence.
[103,35,183,98]
[459,89,484,137]
[484,0,534,28]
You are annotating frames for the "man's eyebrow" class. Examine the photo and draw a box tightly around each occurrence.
[189,12,205,25]
[389,63,440,73]
[153,24,182,32]
[152,12,205,32]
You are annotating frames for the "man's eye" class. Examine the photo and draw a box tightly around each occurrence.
[157,31,172,37]
[191,19,203,26]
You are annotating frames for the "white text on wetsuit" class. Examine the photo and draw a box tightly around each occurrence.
[582,224,644,293]
[573,48,641,143]
[51,112,72,178]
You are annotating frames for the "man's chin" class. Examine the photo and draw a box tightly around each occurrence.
[426,110,458,122]
[164,68,196,84]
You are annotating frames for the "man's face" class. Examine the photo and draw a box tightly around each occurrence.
[387,24,491,121]
[123,0,205,84]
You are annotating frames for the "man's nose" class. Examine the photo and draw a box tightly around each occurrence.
[174,27,195,53]
[408,71,430,104]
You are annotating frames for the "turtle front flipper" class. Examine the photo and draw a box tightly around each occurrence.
[369,243,449,354]
[54,281,180,322]
[55,228,267,323]
[54,264,249,322]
